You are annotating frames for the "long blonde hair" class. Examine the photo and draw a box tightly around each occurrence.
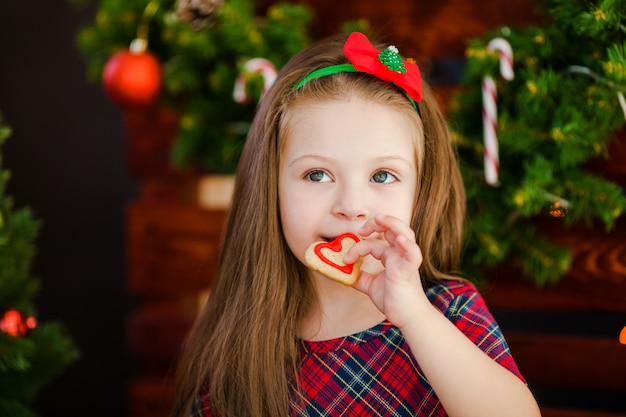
[171,33,466,417]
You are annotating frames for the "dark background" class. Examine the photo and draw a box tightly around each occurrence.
[0,1,136,416]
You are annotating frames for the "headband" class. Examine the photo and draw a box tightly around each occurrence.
[294,32,423,112]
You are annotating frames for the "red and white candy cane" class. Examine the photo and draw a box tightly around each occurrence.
[233,58,278,103]
[482,37,514,186]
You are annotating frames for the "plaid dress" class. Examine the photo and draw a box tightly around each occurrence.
[193,280,523,417]
[290,280,522,416]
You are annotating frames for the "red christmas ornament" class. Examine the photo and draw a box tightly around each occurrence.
[102,39,162,108]
[0,308,37,337]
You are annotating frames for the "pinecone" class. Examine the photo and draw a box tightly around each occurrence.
[176,0,224,28]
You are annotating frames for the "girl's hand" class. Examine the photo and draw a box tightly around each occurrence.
[344,214,430,328]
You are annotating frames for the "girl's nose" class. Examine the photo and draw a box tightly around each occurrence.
[332,186,369,220]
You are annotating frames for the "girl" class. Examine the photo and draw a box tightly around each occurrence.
[171,32,541,417]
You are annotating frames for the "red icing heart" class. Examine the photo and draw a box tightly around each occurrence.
[313,233,360,274]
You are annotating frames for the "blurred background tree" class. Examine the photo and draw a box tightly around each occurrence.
[0,112,79,417]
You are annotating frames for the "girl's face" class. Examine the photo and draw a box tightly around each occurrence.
[279,98,418,275]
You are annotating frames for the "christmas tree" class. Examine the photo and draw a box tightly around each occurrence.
[71,0,314,173]
[0,113,79,417]
[450,0,626,285]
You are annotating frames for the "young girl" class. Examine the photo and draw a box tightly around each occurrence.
[171,32,541,417]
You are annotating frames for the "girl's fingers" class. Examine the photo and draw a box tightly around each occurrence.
[345,215,420,265]
[344,238,388,263]
[359,214,415,246]
[395,233,423,265]
[358,214,388,236]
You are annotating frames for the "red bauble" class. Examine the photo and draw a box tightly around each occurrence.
[0,308,37,337]
[102,49,162,108]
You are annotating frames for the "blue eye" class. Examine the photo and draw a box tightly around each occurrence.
[372,170,397,183]
[307,170,331,182]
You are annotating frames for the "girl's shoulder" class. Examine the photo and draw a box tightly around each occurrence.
[425,279,490,319]
[425,278,480,299]
[426,279,525,381]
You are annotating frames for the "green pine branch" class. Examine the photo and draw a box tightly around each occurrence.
[0,113,79,417]
[451,0,626,286]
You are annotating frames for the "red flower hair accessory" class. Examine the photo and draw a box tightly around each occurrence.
[294,32,423,109]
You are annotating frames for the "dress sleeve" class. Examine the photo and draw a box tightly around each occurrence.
[428,281,525,382]
[190,393,214,417]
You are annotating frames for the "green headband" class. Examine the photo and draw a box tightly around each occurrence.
[295,63,420,113]
[293,32,423,114]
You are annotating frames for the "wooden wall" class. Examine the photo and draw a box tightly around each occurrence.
[259,0,545,59]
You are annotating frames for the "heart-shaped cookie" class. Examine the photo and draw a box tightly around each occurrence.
[305,233,362,286]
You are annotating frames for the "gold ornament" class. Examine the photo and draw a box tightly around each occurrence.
[549,201,568,218]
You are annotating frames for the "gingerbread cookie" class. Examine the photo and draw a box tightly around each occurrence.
[305,233,362,286]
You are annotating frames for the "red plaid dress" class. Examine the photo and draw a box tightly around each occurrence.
[193,280,523,417]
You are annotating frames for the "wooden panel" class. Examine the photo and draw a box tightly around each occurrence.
[127,378,174,417]
[126,202,227,295]
[483,218,626,313]
[258,0,545,59]
[542,409,626,417]
[127,309,194,376]
[505,332,626,391]
[137,175,203,205]
[124,107,180,177]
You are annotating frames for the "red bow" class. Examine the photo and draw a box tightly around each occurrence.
[344,32,422,103]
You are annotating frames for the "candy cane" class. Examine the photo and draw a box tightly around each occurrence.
[482,76,500,186]
[482,37,514,186]
[233,58,277,103]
